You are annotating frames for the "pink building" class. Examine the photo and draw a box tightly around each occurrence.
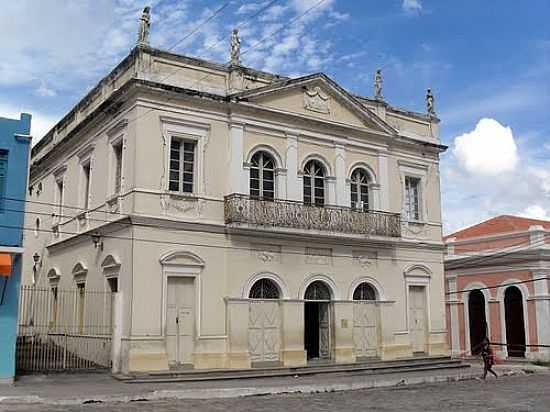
[445,215,550,360]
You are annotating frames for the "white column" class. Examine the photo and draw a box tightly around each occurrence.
[532,270,550,359]
[377,151,390,211]
[286,133,300,201]
[276,169,287,199]
[229,122,244,194]
[335,145,346,207]
[111,292,123,373]
[327,177,337,206]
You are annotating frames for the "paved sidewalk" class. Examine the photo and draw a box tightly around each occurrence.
[0,362,545,406]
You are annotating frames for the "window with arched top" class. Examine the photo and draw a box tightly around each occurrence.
[250,151,275,200]
[303,160,326,206]
[353,282,377,300]
[249,278,280,299]
[350,168,370,212]
[305,281,331,300]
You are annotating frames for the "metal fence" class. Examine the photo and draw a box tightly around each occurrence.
[16,285,113,373]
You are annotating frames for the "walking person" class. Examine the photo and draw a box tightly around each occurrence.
[480,337,498,380]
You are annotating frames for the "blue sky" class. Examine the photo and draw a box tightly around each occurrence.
[2,0,550,233]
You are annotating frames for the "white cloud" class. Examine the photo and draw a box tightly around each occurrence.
[453,118,518,176]
[520,205,550,220]
[402,0,422,14]
[35,81,57,97]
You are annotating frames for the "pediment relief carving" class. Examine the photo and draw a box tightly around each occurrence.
[304,86,330,114]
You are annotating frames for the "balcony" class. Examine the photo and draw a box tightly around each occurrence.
[224,194,401,238]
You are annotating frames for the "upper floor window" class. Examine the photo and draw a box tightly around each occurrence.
[404,176,421,221]
[303,160,325,206]
[350,168,370,212]
[81,162,91,210]
[113,141,123,195]
[250,151,275,200]
[55,177,64,219]
[0,150,7,213]
[169,137,196,193]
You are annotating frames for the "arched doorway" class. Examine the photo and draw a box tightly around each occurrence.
[304,281,332,360]
[504,286,526,358]
[468,289,487,355]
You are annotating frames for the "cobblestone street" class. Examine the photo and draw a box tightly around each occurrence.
[2,373,550,412]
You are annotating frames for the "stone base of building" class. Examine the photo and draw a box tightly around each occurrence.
[0,377,14,385]
[127,350,170,372]
[334,346,355,364]
[282,349,307,367]
[226,352,251,369]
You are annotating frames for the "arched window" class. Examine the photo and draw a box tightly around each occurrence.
[353,282,377,300]
[250,151,275,200]
[249,278,280,299]
[303,160,326,206]
[350,168,370,211]
[305,281,331,300]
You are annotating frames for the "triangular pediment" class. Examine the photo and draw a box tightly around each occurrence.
[234,74,396,135]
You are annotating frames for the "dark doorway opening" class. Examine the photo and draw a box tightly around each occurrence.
[468,289,487,355]
[504,286,526,358]
[304,302,320,359]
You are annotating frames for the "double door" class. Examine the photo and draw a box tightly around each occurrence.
[408,286,428,353]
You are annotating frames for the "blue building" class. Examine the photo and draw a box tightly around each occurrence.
[0,113,31,384]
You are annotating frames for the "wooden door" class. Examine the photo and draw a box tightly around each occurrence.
[409,286,427,353]
[166,277,195,366]
[319,303,331,359]
[353,302,379,358]
[248,301,281,363]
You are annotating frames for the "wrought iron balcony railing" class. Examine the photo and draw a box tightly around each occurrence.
[224,194,401,237]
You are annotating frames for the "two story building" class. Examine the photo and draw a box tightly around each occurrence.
[0,113,32,383]
[23,17,448,374]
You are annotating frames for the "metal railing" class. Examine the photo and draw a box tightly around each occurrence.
[16,285,112,373]
[224,194,401,237]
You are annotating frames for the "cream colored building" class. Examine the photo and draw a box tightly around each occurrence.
[23,39,448,373]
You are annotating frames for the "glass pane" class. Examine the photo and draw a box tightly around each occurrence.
[183,162,194,172]
[183,183,193,193]
[314,177,324,188]
[169,181,179,191]
[183,172,193,183]
[263,170,274,180]
[184,151,194,161]
[263,181,274,191]
[169,171,179,181]
[250,188,260,198]
[170,160,180,170]
[250,179,259,190]
[250,168,259,179]
[263,190,274,200]
[184,142,194,151]
[171,139,181,150]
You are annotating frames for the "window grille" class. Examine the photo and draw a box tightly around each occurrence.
[303,160,325,206]
[82,162,91,209]
[249,278,280,299]
[350,168,370,211]
[169,138,196,193]
[353,282,377,300]
[304,281,331,300]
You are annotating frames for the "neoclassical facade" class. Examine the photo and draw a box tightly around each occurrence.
[445,215,550,361]
[23,38,448,373]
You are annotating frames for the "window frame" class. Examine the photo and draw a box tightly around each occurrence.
[303,159,326,207]
[249,151,276,200]
[168,136,197,194]
[350,168,371,212]
[0,149,8,213]
[404,175,421,221]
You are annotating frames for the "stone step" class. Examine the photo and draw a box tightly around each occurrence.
[117,356,469,383]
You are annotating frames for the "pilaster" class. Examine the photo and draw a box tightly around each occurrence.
[286,133,300,201]
[377,151,390,211]
[229,122,245,195]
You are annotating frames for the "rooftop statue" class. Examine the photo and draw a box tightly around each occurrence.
[374,69,383,101]
[230,29,241,65]
[426,88,436,116]
[138,6,151,46]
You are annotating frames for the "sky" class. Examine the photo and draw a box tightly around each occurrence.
[1,0,550,234]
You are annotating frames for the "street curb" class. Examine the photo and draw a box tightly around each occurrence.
[0,371,481,406]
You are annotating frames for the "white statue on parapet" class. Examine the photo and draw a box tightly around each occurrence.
[138,6,151,46]
[374,68,383,101]
[426,88,436,116]
[230,28,241,65]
